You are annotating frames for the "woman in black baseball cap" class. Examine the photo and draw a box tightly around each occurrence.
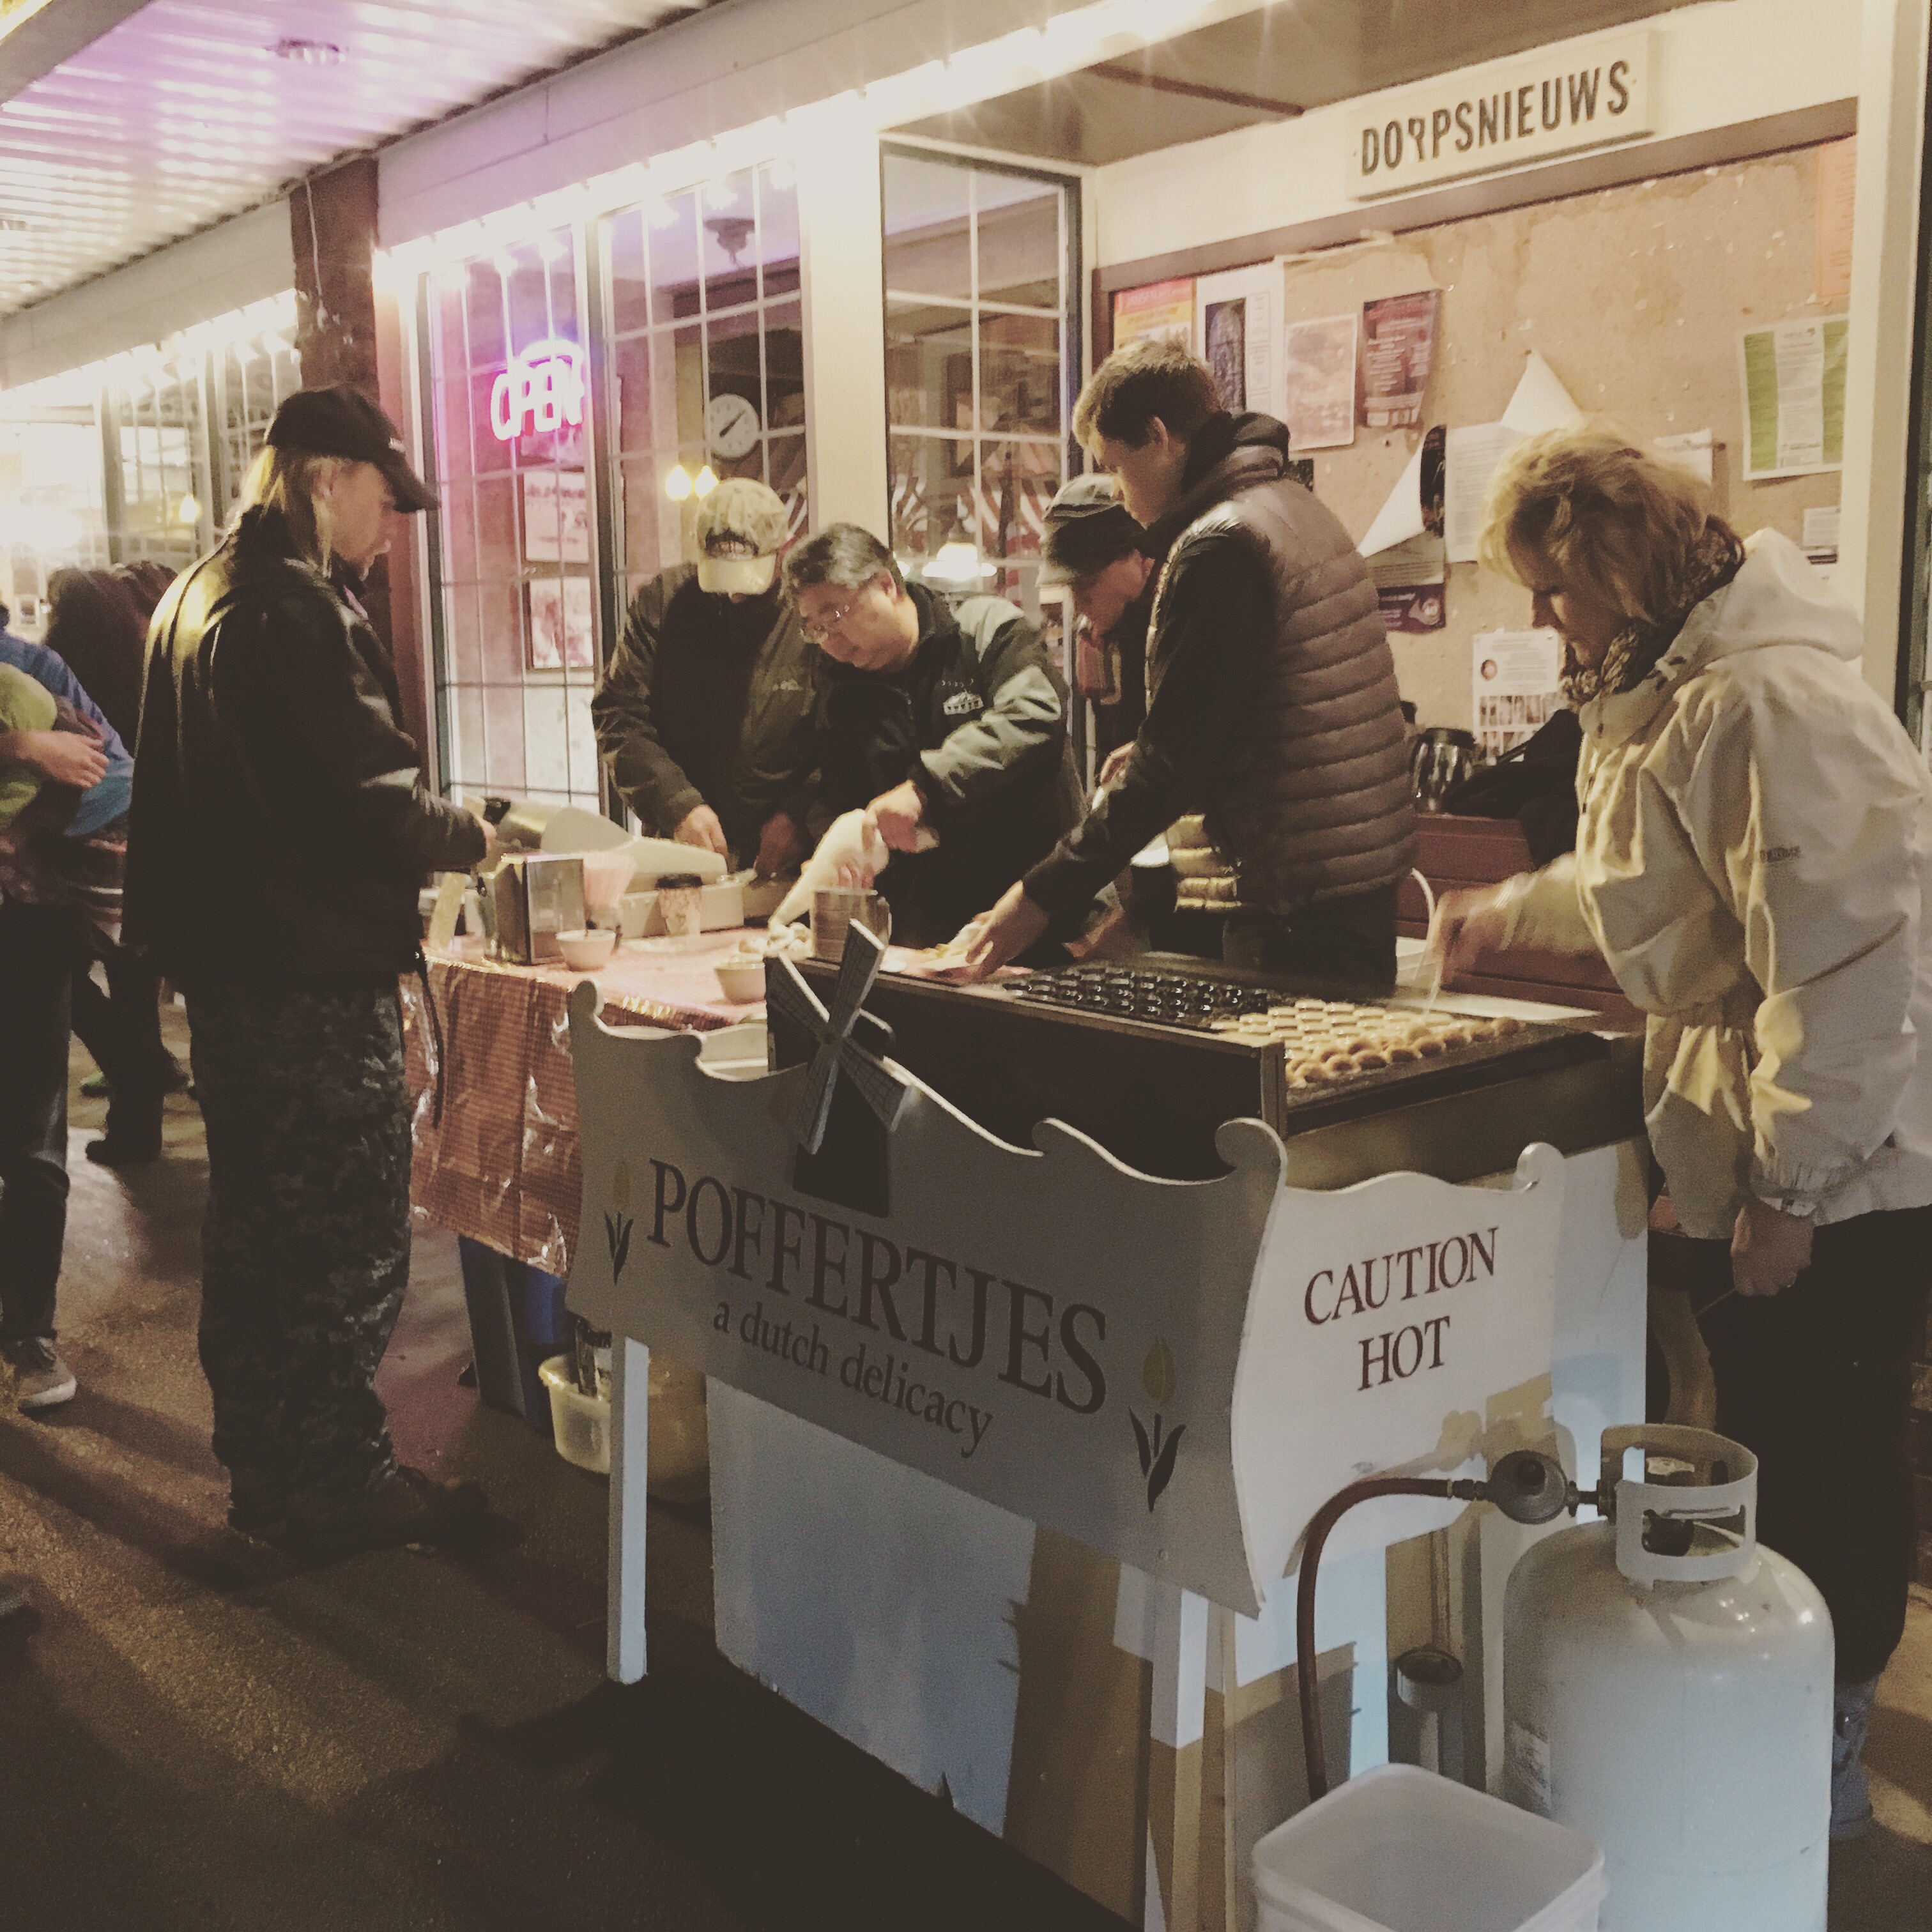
[126,383,491,1561]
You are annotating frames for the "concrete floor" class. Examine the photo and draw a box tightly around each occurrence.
[1,1012,1929,1931]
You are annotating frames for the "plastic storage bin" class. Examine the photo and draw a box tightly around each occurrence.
[535,1353,712,1501]
[1253,1765,1604,1932]
[539,1355,611,1474]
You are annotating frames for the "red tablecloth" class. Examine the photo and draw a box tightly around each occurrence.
[403,932,759,1275]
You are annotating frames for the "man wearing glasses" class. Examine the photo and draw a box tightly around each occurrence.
[782,525,1079,949]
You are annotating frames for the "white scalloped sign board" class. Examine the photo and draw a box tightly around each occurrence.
[567,983,1566,1615]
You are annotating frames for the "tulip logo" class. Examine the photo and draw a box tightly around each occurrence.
[1130,1339,1185,1510]
[604,1159,634,1282]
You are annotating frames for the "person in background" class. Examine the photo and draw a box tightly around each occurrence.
[43,564,185,1165]
[1432,425,1932,1839]
[126,385,491,1560]
[963,340,1414,987]
[0,609,131,1413]
[781,523,1079,950]
[593,479,815,875]
[1039,472,1152,767]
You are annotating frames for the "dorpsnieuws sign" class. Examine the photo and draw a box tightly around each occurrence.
[1348,31,1653,201]
[566,982,1568,1615]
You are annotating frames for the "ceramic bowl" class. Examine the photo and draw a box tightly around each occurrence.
[556,927,618,970]
[714,959,767,1004]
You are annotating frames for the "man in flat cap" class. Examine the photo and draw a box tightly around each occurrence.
[1039,472,1154,773]
[594,478,815,877]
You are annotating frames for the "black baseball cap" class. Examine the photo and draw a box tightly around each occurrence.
[1039,473,1144,585]
[266,385,438,514]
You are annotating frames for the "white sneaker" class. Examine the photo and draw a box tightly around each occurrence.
[5,1337,77,1412]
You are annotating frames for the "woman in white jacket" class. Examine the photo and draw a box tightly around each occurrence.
[1436,427,1932,1837]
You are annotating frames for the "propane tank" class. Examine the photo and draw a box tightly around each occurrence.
[1503,1425,1832,1932]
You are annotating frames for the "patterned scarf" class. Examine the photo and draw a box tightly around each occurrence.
[1561,520,1746,706]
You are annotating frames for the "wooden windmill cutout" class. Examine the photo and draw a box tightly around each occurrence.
[765,923,910,1155]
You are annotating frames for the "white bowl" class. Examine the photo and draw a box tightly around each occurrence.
[556,927,617,970]
[714,959,767,1004]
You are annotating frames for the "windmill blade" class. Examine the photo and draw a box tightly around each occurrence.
[793,1041,843,1154]
[836,1040,911,1131]
[825,923,885,1038]
[767,956,829,1037]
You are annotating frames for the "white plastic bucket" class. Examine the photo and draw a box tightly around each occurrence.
[539,1354,610,1475]
[1253,1765,1605,1932]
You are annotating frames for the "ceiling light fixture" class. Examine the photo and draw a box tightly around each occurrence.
[272,38,344,65]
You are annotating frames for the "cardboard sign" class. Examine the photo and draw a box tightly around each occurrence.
[567,987,1568,1613]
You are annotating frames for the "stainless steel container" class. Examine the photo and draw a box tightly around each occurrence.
[489,852,586,963]
[812,887,892,963]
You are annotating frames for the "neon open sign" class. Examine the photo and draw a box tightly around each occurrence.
[490,338,586,441]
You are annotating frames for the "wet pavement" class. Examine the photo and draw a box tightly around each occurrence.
[1,1008,1926,1929]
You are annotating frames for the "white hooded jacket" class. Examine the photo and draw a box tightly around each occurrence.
[1492,530,1932,1240]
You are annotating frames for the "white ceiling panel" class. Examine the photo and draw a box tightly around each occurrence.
[0,0,723,314]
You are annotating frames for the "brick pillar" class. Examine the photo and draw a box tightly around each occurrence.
[290,157,431,756]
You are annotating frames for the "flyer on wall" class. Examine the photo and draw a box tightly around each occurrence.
[1472,628,1563,759]
[1739,316,1848,479]
[1195,264,1282,419]
[1359,290,1439,429]
[1112,277,1195,351]
[1282,314,1358,450]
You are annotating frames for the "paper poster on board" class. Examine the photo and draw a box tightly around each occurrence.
[1195,264,1282,420]
[1360,291,1439,429]
[1816,137,1857,307]
[527,576,597,671]
[521,470,590,564]
[1740,317,1848,479]
[1282,314,1358,450]
[1112,278,1195,351]
[1473,628,1563,759]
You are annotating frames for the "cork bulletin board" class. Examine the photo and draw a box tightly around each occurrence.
[1272,141,1851,729]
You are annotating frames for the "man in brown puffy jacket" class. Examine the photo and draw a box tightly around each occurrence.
[965,341,1414,988]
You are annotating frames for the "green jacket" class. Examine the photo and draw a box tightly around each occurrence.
[592,566,817,862]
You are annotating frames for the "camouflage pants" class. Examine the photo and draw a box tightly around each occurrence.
[187,983,410,1515]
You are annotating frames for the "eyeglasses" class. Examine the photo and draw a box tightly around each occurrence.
[797,577,881,644]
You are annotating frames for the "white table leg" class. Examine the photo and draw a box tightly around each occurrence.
[607,1333,649,1683]
[1147,1582,1210,1932]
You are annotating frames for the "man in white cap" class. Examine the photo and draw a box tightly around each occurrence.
[594,478,815,875]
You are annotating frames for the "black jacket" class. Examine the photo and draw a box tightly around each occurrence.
[591,565,816,862]
[815,582,1079,947]
[1026,414,1413,921]
[125,508,484,985]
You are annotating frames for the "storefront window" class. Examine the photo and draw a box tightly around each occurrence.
[601,162,806,618]
[425,226,602,809]
[882,150,1077,614]
[113,360,211,570]
[0,406,111,635]
[210,327,303,513]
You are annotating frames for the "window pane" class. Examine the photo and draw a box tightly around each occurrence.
[463,265,507,370]
[702,169,759,315]
[883,153,972,300]
[482,685,527,792]
[970,436,1062,563]
[887,300,974,433]
[523,686,571,793]
[607,210,651,334]
[648,192,702,328]
[758,164,801,302]
[979,312,1062,439]
[977,181,1061,308]
[443,585,483,686]
[479,579,524,683]
[448,684,486,788]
